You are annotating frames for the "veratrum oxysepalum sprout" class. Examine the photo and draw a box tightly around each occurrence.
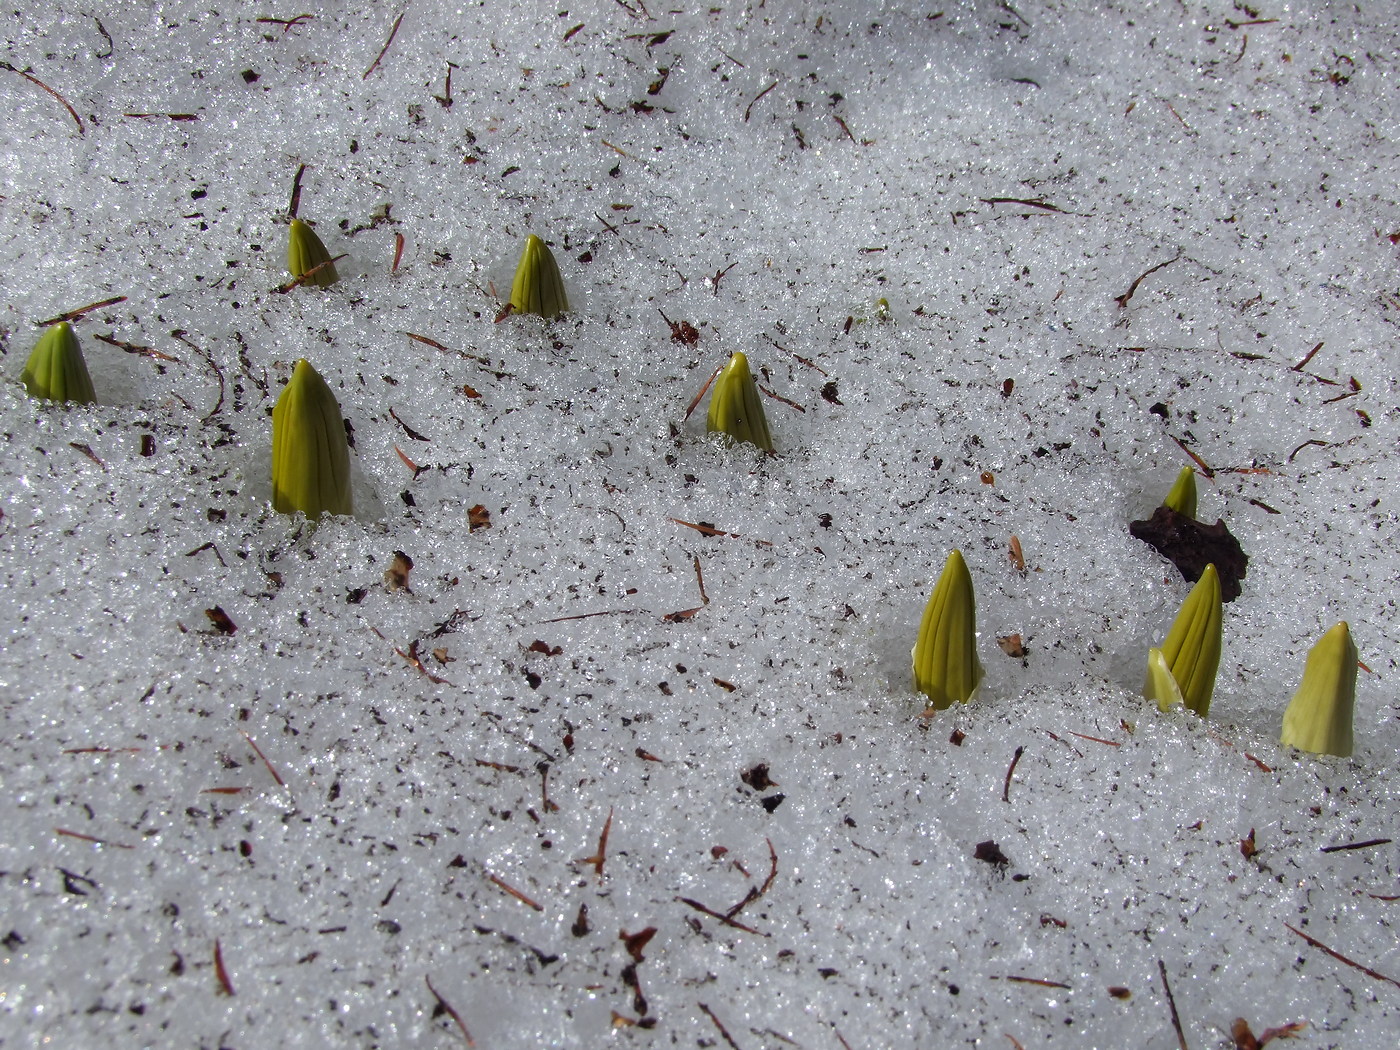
[272,359,352,518]
[913,549,984,712]
[706,351,773,451]
[1162,465,1198,518]
[21,321,96,404]
[287,218,340,287]
[1143,563,1222,716]
[1280,621,1357,758]
[509,234,569,317]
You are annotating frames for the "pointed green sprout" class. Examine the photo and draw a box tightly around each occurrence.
[1280,621,1357,757]
[287,218,340,287]
[509,234,569,317]
[21,321,96,404]
[706,351,773,451]
[1143,563,1222,716]
[913,549,985,711]
[1162,465,1198,518]
[272,359,352,518]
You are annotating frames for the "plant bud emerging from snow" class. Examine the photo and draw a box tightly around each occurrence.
[1143,563,1222,716]
[1162,465,1198,518]
[21,321,96,404]
[1280,621,1357,758]
[706,351,773,451]
[287,218,340,287]
[913,549,984,712]
[509,234,568,317]
[272,359,352,518]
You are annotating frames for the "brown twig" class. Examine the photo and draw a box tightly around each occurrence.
[243,733,287,789]
[669,517,737,539]
[1172,436,1216,478]
[762,334,828,375]
[1041,729,1084,757]
[1068,731,1121,747]
[710,261,738,296]
[539,608,638,623]
[758,383,805,413]
[55,828,134,849]
[759,837,778,895]
[425,975,476,1045]
[404,331,485,363]
[288,163,307,219]
[1159,960,1189,1050]
[743,81,778,122]
[274,253,347,292]
[1287,439,1330,463]
[394,445,427,479]
[363,10,406,79]
[434,61,456,106]
[1002,745,1025,803]
[69,443,106,470]
[1320,838,1392,853]
[214,939,235,995]
[1284,923,1400,989]
[993,974,1070,989]
[485,871,543,910]
[1114,256,1180,308]
[676,896,764,935]
[474,758,523,774]
[684,363,724,420]
[257,14,314,34]
[36,296,128,327]
[540,765,559,813]
[1,61,84,134]
[93,332,181,362]
[396,642,452,685]
[980,197,1065,213]
[1291,341,1324,371]
[185,541,227,567]
[1162,99,1192,131]
[576,807,613,879]
[389,407,430,442]
[1009,534,1026,572]
[391,232,405,273]
[698,1002,745,1050]
[1244,752,1274,773]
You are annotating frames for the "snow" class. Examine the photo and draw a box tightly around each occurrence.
[1,1,1397,1047]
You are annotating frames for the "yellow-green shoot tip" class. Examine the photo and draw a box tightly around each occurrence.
[1163,465,1198,518]
[1143,563,1222,716]
[706,351,773,451]
[288,218,339,287]
[21,322,96,404]
[913,549,984,712]
[272,359,352,518]
[509,234,569,317]
[1280,621,1357,758]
